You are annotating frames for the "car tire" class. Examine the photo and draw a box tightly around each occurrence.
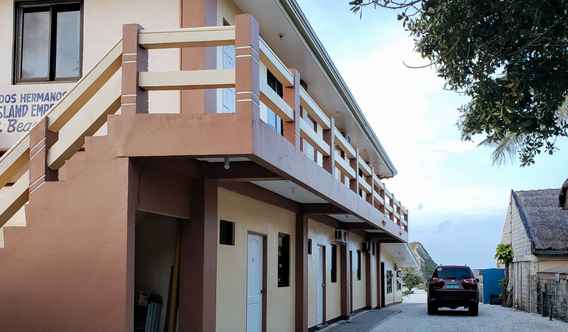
[468,303,478,316]
[427,303,437,315]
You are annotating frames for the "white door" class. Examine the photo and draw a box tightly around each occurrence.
[247,234,263,332]
[315,245,325,325]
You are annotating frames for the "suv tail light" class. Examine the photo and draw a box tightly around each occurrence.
[431,277,445,289]
[462,278,477,290]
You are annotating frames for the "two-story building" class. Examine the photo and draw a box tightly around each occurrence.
[0,0,416,331]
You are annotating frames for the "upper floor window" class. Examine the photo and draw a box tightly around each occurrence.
[14,1,82,83]
[261,69,283,135]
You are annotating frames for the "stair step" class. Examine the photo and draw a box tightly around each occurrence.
[0,204,27,249]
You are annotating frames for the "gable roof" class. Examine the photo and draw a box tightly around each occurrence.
[512,189,568,256]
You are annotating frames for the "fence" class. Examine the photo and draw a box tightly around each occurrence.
[534,272,568,322]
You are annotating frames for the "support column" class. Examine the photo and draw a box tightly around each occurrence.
[295,213,308,332]
[376,242,382,309]
[235,14,260,121]
[179,178,218,332]
[180,0,217,114]
[29,118,57,196]
[340,242,351,318]
[284,70,301,149]
[323,118,336,176]
[365,246,372,308]
[121,24,148,114]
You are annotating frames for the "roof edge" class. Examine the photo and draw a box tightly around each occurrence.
[278,0,398,178]
[511,190,536,250]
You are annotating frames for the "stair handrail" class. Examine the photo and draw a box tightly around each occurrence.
[0,40,123,189]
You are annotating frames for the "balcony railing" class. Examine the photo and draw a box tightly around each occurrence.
[0,15,408,237]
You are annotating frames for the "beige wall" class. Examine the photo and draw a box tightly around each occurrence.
[217,187,296,332]
[0,0,180,150]
[307,219,342,327]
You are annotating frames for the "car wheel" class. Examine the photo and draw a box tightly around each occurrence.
[427,303,437,315]
[468,303,478,316]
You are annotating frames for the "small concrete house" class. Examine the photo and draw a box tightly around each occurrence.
[500,181,568,316]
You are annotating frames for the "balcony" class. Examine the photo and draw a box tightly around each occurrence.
[0,15,408,242]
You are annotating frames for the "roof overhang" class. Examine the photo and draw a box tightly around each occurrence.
[382,243,418,268]
[233,0,397,178]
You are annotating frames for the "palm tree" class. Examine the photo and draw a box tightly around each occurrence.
[481,99,568,165]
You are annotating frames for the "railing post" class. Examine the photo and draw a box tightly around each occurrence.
[323,118,336,176]
[284,70,301,149]
[29,118,57,196]
[121,24,148,114]
[235,14,260,121]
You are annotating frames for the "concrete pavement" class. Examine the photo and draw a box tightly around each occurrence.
[320,289,568,332]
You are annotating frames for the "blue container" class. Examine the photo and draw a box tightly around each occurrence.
[481,268,505,304]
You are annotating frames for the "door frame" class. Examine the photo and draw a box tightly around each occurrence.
[349,250,353,313]
[247,231,267,332]
[380,262,386,308]
[317,244,327,325]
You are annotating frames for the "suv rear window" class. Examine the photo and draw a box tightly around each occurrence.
[432,266,472,279]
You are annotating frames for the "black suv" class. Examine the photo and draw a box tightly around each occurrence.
[427,265,479,316]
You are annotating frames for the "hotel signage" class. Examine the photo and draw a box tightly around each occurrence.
[0,86,68,151]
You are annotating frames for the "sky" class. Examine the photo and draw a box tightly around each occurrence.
[297,0,568,269]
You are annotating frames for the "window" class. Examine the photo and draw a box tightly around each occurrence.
[219,18,235,113]
[260,70,284,135]
[432,266,473,279]
[278,233,290,287]
[331,244,337,283]
[302,139,315,162]
[14,1,82,83]
[356,250,362,280]
[267,70,283,96]
[308,238,312,255]
[386,270,393,293]
[219,220,235,245]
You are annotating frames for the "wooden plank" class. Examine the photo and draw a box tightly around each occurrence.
[260,83,294,121]
[48,40,122,132]
[139,70,235,91]
[0,171,29,229]
[299,118,330,156]
[0,137,29,189]
[140,26,235,49]
[259,38,293,87]
[299,86,331,129]
[47,79,121,169]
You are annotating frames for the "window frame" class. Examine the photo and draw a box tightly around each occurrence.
[219,220,235,246]
[277,232,290,287]
[356,250,362,280]
[13,0,83,84]
[331,244,337,283]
